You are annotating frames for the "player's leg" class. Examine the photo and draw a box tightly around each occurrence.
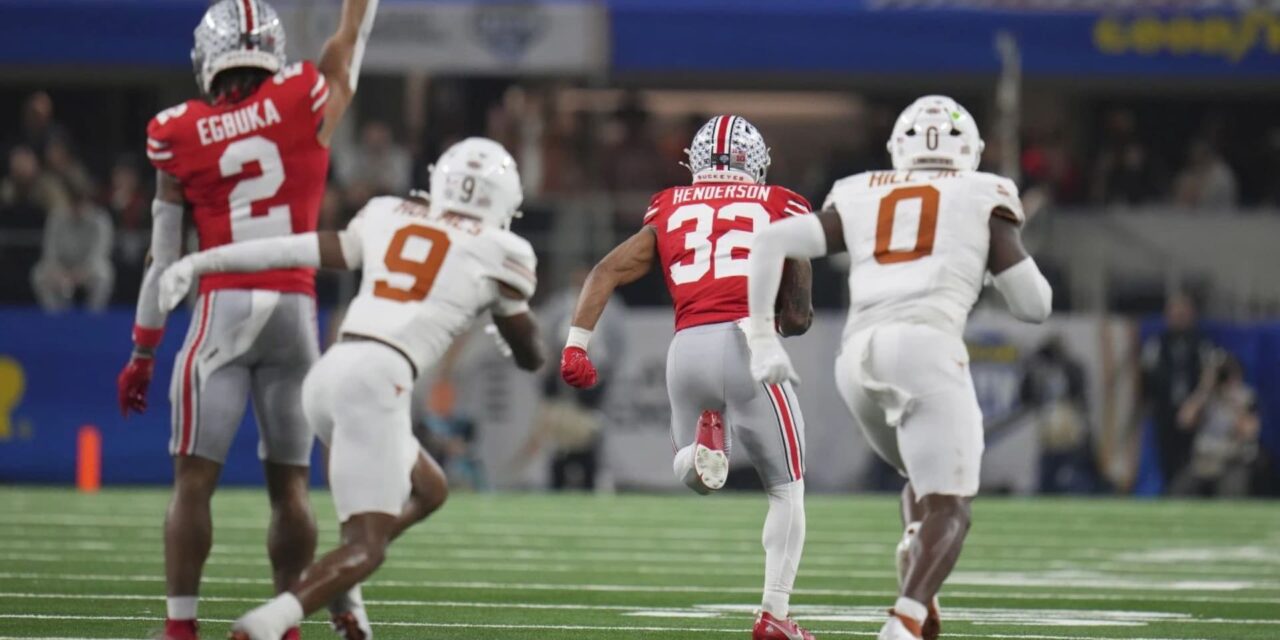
[894,383,980,626]
[391,448,449,539]
[730,381,812,638]
[666,327,727,494]
[163,292,251,637]
[859,325,981,640]
[250,293,321,597]
[896,483,941,640]
[326,448,448,640]
[234,343,418,640]
[723,326,812,640]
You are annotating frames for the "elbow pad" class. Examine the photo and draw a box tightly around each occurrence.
[992,257,1052,323]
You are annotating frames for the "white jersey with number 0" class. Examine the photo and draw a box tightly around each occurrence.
[823,169,1023,339]
[338,196,537,372]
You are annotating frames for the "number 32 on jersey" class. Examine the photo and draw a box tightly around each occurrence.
[667,202,770,285]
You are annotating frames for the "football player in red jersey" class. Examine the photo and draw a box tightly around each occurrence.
[114,1,384,638]
[562,116,818,640]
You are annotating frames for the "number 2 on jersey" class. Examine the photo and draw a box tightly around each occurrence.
[875,185,939,264]
[220,136,293,242]
[667,202,770,285]
[374,224,452,302]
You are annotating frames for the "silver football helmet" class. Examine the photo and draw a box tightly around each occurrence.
[887,95,985,171]
[191,0,287,96]
[684,115,771,184]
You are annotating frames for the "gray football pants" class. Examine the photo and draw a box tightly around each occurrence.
[168,289,319,466]
[666,322,805,488]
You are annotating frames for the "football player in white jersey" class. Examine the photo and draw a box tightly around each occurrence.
[157,137,546,640]
[744,96,1052,640]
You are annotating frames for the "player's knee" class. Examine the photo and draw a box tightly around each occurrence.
[173,459,220,501]
[922,494,972,531]
[410,477,448,521]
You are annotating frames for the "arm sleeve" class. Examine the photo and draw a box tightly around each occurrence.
[132,199,185,345]
[992,256,1052,323]
[187,233,323,276]
[746,214,827,334]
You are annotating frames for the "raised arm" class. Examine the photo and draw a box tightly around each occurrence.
[560,227,656,388]
[316,0,379,146]
[987,210,1052,323]
[117,171,187,416]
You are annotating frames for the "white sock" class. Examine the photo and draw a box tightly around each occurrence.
[242,593,304,636]
[166,596,198,621]
[893,596,927,625]
[761,479,806,618]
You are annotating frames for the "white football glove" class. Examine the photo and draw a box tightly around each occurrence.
[484,323,513,358]
[745,322,799,386]
[158,257,196,313]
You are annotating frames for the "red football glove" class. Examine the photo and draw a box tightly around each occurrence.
[560,347,599,389]
[117,354,155,417]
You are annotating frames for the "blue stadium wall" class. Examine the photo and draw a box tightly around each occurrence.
[0,308,330,486]
[1,307,1278,491]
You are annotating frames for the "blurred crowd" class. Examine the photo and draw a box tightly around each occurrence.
[3,89,1279,313]
[0,88,1275,498]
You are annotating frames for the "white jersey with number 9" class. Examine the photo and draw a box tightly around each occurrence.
[823,168,1024,339]
[338,196,538,373]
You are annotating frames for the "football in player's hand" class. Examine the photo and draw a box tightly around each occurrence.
[774,260,812,337]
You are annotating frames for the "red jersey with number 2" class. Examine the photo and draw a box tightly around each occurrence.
[644,182,811,331]
[146,61,331,295]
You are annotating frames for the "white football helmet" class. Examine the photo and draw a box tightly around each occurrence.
[192,0,287,96]
[428,137,523,229]
[887,95,984,171]
[685,115,771,184]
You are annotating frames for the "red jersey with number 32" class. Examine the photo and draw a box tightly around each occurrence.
[644,182,811,331]
[146,61,331,295]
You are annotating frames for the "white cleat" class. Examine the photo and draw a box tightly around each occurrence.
[877,614,923,640]
[693,410,728,491]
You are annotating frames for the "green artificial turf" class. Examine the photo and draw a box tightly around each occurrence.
[0,488,1277,639]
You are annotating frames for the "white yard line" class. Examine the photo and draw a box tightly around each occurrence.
[2,533,1276,579]
[5,550,1279,585]
[1,514,1265,550]
[1,541,1275,579]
